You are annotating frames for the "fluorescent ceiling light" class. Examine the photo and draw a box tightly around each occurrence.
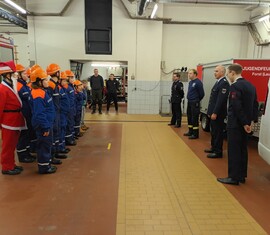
[91,63,120,67]
[150,4,158,19]
[259,15,269,22]
[4,0,27,14]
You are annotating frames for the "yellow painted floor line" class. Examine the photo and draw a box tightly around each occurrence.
[116,122,266,235]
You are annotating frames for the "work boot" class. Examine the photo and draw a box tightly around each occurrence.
[39,165,57,174]
[184,128,193,136]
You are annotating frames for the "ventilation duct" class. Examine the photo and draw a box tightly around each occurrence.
[159,0,270,5]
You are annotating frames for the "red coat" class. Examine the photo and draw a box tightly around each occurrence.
[0,81,27,130]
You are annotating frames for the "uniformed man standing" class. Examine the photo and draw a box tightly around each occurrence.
[168,73,184,128]
[205,65,230,158]
[217,64,258,185]
[184,69,205,139]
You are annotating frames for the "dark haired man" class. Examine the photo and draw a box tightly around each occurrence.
[217,63,258,185]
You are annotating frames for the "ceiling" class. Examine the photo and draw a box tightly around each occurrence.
[0,0,71,34]
[0,0,270,34]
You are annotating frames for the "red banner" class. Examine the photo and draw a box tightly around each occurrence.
[234,59,270,102]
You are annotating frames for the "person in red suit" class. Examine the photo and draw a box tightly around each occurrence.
[0,61,26,175]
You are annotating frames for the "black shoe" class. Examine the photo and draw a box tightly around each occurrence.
[39,166,57,174]
[2,168,21,175]
[66,141,77,146]
[19,156,35,163]
[207,153,222,158]
[59,149,69,154]
[54,154,68,159]
[91,110,96,114]
[174,125,181,128]
[239,178,246,184]
[184,132,192,136]
[188,135,198,139]
[15,165,24,172]
[168,123,174,126]
[99,111,102,114]
[204,149,214,153]
[51,159,62,165]
[217,177,239,185]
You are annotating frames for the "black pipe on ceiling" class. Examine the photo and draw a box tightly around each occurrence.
[0,8,27,29]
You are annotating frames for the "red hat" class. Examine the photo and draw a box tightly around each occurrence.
[0,61,16,75]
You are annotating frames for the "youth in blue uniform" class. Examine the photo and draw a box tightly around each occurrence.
[73,80,84,137]
[217,64,258,185]
[65,70,77,146]
[58,72,70,154]
[46,63,62,164]
[205,65,230,158]
[184,69,205,139]
[16,64,36,163]
[30,68,57,174]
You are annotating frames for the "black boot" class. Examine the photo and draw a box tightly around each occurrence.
[184,127,193,136]
[189,129,199,139]
[174,120,181,128]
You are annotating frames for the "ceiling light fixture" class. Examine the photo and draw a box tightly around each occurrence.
[150,3,158,19]
[91,63,120,67]
[4,0,27,14]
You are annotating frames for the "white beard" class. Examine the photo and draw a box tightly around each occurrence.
[11,76,18,93]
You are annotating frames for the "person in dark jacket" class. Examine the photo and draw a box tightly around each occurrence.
[168,73,184,127]
[217,63,258,185]
[88,69,104,114]
[106,74,119,113]
[184,69,205,139]
[205,65,230,158]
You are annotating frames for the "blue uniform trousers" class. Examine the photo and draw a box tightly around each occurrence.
[36,128,53,173]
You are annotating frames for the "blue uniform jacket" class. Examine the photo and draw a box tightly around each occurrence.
[31,88,55,132]
[187,78,205,102]
[47,80,60,113]
[227,78,258,129]
[75,91,84,115]
[59,85,70,115]
[66,84,76,112]
[17,78,32,119]
[207,77,230,118]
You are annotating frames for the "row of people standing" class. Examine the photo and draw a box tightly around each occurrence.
[169,64,258,186]
[0,61,88,175]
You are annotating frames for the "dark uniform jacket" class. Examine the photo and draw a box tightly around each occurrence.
[187,78,205,102]
[227,78,258,129]
[207,77,230,118]
[106,79,119,94]
[171,80,184,103]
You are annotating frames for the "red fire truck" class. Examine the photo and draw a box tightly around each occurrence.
[198,59,270,137]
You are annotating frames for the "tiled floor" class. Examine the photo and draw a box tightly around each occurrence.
[0,110,269,235]
[115,121,267,235]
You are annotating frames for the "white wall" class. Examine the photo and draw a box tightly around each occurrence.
[12,34,30,67]
[161,4,249,81]
[15,0,267,114]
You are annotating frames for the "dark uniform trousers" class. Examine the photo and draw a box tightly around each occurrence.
[227,127,248,180]
[210,117,226,155]
[187,101,200,137]
[171,102,182,126]
[92,89,103,112]
[107,92,118,111]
